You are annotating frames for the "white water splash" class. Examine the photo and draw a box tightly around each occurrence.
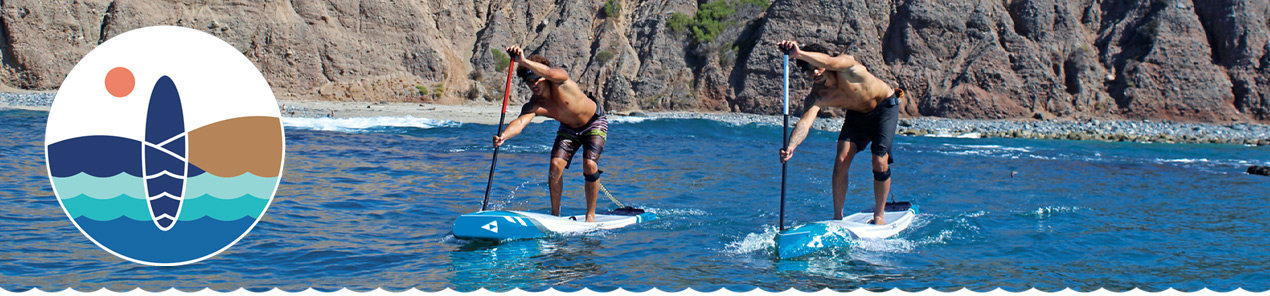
[607,116,655,124]
[646,207,710,217]
[282,116,459,132]
[723,226,778,255]
[1027,206,1087,219]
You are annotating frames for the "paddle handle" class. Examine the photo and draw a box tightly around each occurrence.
[779,54,789,231]
[481,59,516,211]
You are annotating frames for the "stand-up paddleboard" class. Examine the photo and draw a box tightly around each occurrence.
[776,201,918,259]
[142,76,187,231]
[453,207,656,240]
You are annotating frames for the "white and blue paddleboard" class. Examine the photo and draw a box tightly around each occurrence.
[453,207,656,240]
[776,202,918,259]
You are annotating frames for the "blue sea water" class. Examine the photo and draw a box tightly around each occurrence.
[2,108,1269,291]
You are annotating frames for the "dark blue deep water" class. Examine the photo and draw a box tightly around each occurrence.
[1,109,1268,291]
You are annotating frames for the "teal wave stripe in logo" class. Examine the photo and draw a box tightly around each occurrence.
[55,173,277,222]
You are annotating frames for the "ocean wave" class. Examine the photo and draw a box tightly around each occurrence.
[607,116,655,124]
[854,237,917,253]
[1022,206,1086,219]
[932,143,1035,159]
[646,207,710,217]
[281,116,460,132]
[446,144,552,154]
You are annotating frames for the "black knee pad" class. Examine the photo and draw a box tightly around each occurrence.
[873,169,891,181]
[585,170,604,182]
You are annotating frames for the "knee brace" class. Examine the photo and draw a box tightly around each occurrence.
[873,169,891,182]
[585,170,604,182]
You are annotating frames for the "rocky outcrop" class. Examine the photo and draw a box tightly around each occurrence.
[0,0,1267,123]
[1249,165,1270,176]
[739,0,1265,122]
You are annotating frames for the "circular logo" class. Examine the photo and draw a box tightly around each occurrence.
[44,26,284,266]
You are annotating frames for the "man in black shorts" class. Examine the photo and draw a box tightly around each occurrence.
[494,46,608,222]
[777,40,904,225]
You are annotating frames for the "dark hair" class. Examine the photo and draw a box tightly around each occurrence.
[795,43,835,73]
[516,55,551,79]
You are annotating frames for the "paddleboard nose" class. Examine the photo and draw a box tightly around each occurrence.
[453,211,546,240]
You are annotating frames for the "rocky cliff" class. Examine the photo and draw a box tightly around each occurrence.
[1,0,1266,123]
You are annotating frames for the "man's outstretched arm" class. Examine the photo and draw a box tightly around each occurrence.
[778,40,859,71]
[781,103,822,163]
[495,101,540,147]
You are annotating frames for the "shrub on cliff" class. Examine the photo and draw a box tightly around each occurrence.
[666,0,769,43]
[603,0,621,18]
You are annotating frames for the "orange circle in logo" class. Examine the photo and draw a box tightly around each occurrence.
[104,67,134,97]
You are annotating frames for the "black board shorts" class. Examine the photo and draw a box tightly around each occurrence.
[838,92,900,162]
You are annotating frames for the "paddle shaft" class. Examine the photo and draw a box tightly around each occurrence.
[780,54,789,231]
[481,60,516,211]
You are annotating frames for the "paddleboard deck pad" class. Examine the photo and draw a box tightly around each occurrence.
[776,202,918,259]
[453,207,656,240]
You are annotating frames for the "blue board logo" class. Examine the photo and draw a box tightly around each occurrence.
[44,26,285,266]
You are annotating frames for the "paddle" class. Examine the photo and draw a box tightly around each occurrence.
[480,57,516,211]
[780,53,790,231]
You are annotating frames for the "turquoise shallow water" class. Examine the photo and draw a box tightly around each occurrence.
[2,109,1269,291]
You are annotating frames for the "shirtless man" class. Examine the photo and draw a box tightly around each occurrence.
[494,46,608,222]
[777,40,904,225]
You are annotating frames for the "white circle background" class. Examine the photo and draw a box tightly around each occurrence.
[45,26,284,266]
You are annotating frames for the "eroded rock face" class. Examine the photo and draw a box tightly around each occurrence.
[0,0,1266,123]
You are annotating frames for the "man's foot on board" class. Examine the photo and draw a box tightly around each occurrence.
[871,214,886,225]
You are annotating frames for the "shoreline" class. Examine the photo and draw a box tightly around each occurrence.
[5,92,1268,146]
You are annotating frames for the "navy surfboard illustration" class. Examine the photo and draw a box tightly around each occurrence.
[143,76,187,231]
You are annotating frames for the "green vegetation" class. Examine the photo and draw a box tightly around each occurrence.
[432,83,445,98]
[491,48,511,71]
[668,12,693,34]
[665,0,770,43]
[603,0,621,18]
[596,50,615,65]
[416,85,428,96]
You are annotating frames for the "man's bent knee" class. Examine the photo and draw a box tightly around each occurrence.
[550,158,567,174]
[872,168,891,181]
[582,159,599,175]
[584,170,603,182]
[872,154,889,171]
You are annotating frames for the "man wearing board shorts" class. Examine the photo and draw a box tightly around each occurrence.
[494,46,608,222]
[777,40,904,225]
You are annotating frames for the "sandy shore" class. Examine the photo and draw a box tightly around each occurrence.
[5,92,1268,145]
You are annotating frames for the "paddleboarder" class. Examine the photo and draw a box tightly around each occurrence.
[494,46,608,222]
[777,40,904,225]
